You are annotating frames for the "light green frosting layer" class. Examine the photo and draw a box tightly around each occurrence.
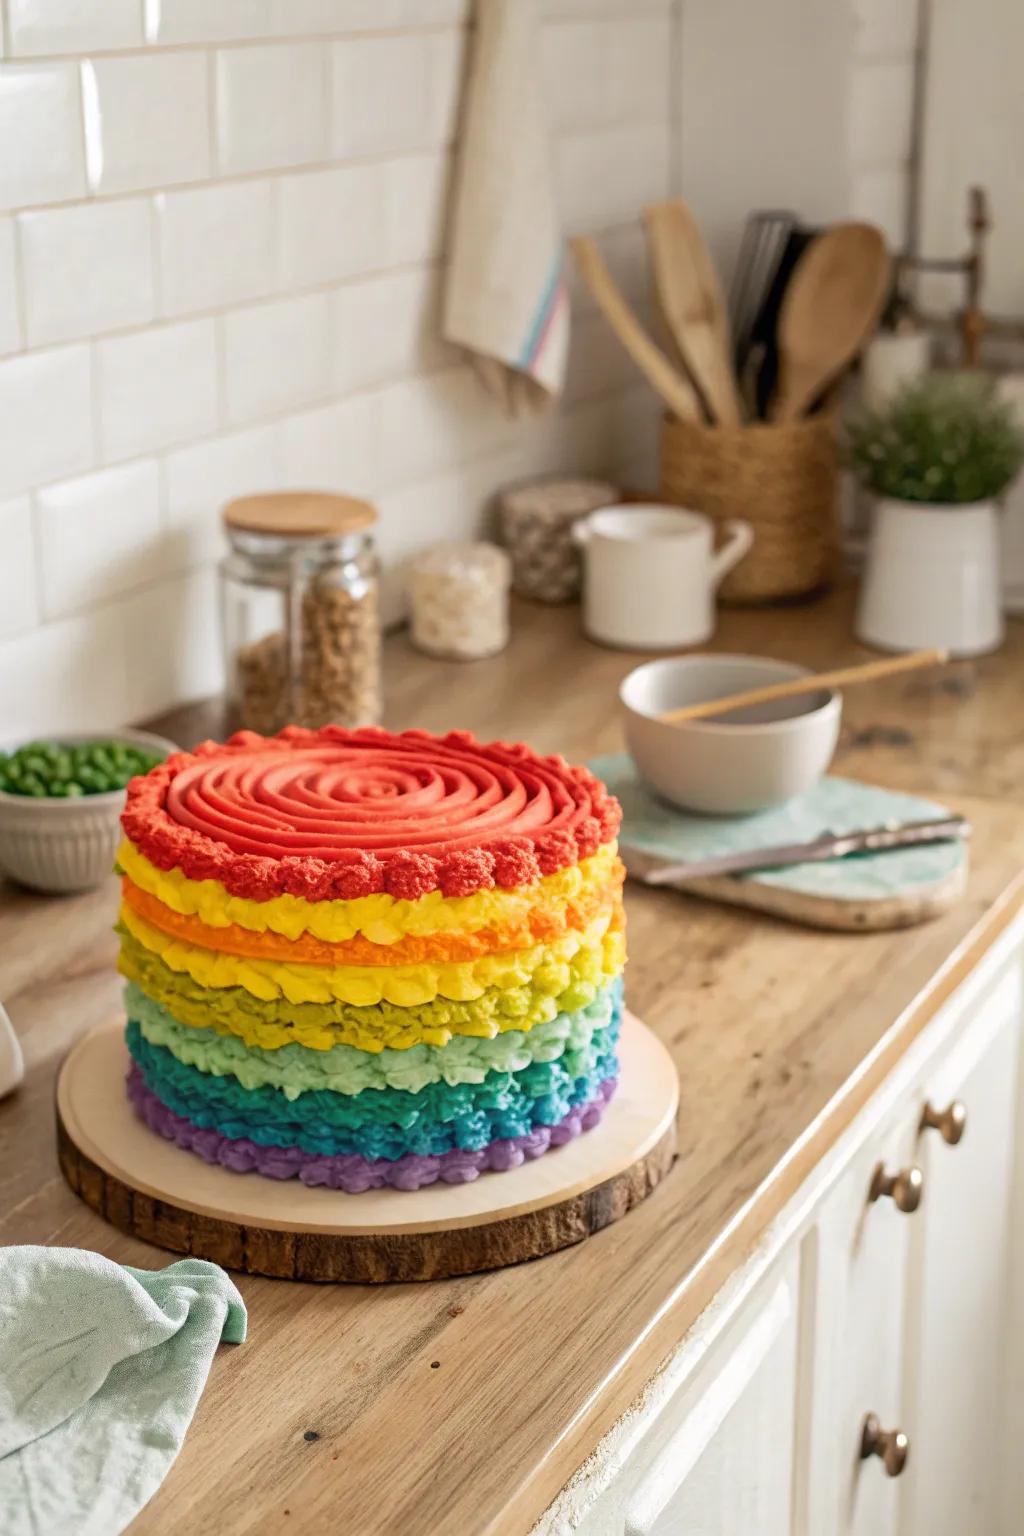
[125,981,622,1100]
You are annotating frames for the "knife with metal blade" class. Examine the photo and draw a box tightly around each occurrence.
[621,815,971,887]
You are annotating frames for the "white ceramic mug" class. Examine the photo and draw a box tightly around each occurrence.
[573,504,754,650]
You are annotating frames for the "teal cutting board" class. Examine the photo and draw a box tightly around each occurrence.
[591,756,969,932]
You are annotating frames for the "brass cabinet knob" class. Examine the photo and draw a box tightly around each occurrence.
[869,1161,924,1213]
[920,1099,967,1145]
[860,1413,910,1477]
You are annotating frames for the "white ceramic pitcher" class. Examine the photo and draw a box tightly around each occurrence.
[573,504,754,650]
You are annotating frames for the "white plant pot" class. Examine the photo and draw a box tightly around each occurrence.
[856,497,1004,657]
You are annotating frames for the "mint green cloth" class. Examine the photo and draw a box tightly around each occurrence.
[0,1247,246,1535]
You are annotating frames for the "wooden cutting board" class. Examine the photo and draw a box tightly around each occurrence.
[591,757,968,932]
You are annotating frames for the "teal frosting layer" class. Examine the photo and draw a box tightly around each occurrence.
[125,979,623,1099]
[125,1017,621,1161]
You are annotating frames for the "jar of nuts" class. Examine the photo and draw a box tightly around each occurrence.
[409,542,511,661]
[220,492,381,733]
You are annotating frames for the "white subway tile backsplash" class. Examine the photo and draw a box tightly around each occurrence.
[223,291,330,425]
[329,0,469,27]
[96,318,218,460]
[120,565,223,720]
[0,2,669,726]
[0,219,21,354]
[542,22,611,132]
[152,0,470,46]
[851,165,908,246]
[0,602,129,736]
[278,164,386,289]
[557,122,670,232]
[331,31,464,160]
[17,199,154,347]
[7,0,142,56]
[611,14,672,122]
[87,52,211,195]
[36,460,164,619]
[0,62,85,209]
[164,421,283,569]
[853,0,919,60]
[0,345,93,498]
[150,0,279,46]
[0,496,39,638]
[215,42,328,176]
[849,59,915,168]
[330,267,450,393]
[282,394,379,495]
[376,366,515,490]
[158,180,277,318]
[383,151,451,266]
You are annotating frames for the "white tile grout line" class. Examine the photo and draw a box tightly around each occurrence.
[0,378,652,642]
[0,202,647,365]
[0,90,666,220]
[0,9,674,67]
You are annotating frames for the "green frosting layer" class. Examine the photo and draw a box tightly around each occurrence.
[125,981,623,1099]
[119,930,612,1050]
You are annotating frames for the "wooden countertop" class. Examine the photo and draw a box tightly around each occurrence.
[4,582,1024,1536]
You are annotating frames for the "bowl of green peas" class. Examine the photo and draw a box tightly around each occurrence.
[0,730,177,893]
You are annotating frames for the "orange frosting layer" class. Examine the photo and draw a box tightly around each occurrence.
[121,870,625,967]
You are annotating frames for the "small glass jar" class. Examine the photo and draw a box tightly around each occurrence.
[409,542,511,660]
[220,492,381,733]
[499,476,619,603]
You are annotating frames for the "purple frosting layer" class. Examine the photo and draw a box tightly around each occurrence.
[126,1064,618,1193]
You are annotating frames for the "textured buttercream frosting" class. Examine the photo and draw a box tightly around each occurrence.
[122,726,621,901]
[126,980,624,1097]
[118,725,625,1190]
[128,1066,618,1192]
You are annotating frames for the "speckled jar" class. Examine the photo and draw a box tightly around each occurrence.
[498,476,619,603]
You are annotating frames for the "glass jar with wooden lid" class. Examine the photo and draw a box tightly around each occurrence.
[220,491,381,733]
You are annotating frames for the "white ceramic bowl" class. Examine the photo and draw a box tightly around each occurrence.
[0,729,178,894]
[620,655,841,815]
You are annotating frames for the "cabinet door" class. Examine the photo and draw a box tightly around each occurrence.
[622,1274,797,1536]
[571,1256,801,1536]
[807,1111,918,1536]
[900,967,1022,1536]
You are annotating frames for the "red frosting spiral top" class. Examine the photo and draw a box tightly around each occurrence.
[121,726,621,900]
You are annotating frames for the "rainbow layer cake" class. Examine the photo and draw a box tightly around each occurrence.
[116,726,625,1192]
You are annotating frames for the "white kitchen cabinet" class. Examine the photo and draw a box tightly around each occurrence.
[809,1108,918,1536]
[537,926,1024,1536]
[900,963,1023,1536]
[571,1260,800,1536]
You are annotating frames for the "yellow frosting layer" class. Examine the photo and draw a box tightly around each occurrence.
[119,901,622,1009]
[116,838,619,946]
[119,930,626,1052]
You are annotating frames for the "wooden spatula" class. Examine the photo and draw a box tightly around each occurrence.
[643,199,744,428]
[769,222,890,422]
[571,236,703,424]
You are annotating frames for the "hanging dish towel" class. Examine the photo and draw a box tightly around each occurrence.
[0,1247,246,1536]
[443,0,569,416]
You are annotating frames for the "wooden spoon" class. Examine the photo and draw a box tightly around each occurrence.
[570,236,703,424]
[644,199,744,427]
[658,649,946,725]
[769,222,890,422]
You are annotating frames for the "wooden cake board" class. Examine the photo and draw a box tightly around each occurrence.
[56,1012,678,1284]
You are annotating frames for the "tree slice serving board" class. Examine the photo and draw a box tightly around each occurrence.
[56,1013,678,1284]
[592,758,969,932]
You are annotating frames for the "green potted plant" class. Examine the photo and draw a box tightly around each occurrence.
[847,372,1024,655]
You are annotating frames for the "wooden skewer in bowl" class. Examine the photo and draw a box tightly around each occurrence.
[658,649,947,725]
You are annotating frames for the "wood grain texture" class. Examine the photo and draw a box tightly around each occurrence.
[3,583,1024,1536]
[56,1111,677,1285]
[55,1016,678,1283]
